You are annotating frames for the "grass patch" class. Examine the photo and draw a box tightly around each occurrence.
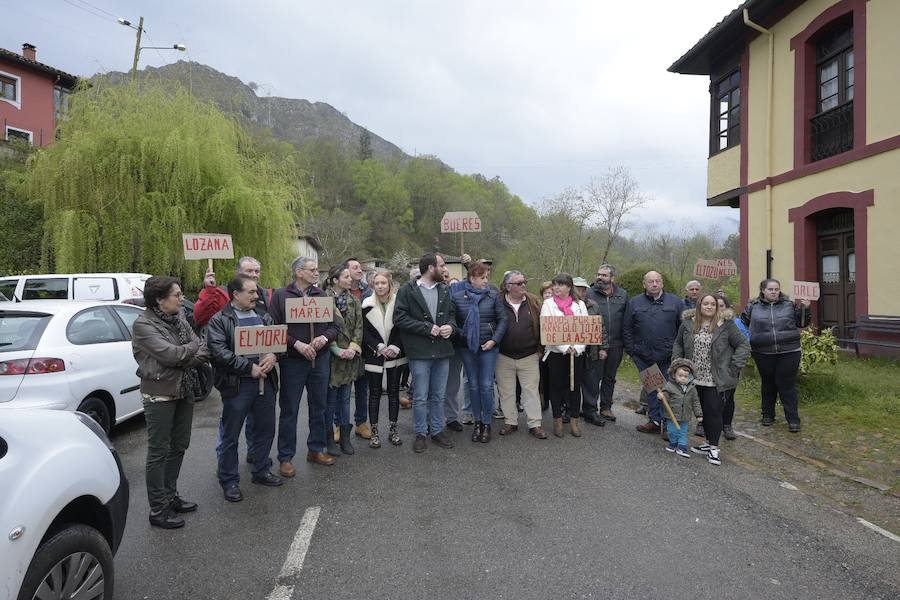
[618,353,900,488]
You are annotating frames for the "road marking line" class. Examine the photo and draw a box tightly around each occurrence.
[856,518,900,543]
[266,506,322,600]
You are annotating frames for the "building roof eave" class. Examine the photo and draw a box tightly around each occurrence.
[0,47,79,87]
[668,0,788,76]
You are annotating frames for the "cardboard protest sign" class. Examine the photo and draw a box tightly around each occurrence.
[639,363,666,393]
[285,296,335,323]
[234,325,288,356]
[693,259,720,279]
[540,315,604,346]
[440,211,482,233]
[182,233,234,260]
[717,258,738,277]
[791,281,820,301]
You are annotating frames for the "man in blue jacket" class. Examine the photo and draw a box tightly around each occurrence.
[623,271,683,434]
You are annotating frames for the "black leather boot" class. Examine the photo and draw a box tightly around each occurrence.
[339,425,355,455]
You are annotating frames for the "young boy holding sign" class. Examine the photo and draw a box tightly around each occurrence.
[658,359,703,458]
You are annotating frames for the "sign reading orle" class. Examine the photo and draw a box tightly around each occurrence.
[285,296,335,323]
[234,325,288,356]
[791,281,821,301]
[440,211,482,233]
[540,315,604,346]
[182,233,234,260]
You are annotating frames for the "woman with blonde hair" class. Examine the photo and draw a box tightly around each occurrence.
[362,270,408,447]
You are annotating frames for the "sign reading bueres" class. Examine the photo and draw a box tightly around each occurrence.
[639,363,666,393]
[792,281,821,301]
[440,211,482,233]
[285,297,335,323]
[182,233,234,260]
[540,315,604,346]
[234,325,288,356]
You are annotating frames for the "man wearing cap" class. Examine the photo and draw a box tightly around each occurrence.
[573,277,608,427]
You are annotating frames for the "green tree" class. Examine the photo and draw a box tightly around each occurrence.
[352,159,413,258]
[0,154,42,274]
[26,81,300,288]
[358,128,373,161]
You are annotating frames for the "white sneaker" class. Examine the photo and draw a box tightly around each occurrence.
[460,412,475,425]
[675,447,691,458]
[691,443,711,455]
[707,447,721,465]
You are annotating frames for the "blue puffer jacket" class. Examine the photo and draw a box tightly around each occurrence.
[449,282,508,347]
[741,293,810,354]
[623,291,683,363]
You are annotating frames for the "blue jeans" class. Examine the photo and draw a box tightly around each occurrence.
[444,350,471,422]
[459,346,499,423]
[278,353,331,461]
[217,377,276,486]
[326,383,352,427]
[409,358,449,436]
[631,355,670,423]
[665,418,689,449]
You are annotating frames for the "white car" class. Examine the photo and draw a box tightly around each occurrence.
[0,272,151,303]
[0,300,146,434]
[0,409,129,599]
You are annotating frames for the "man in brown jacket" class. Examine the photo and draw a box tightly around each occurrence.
[496,270,547,439]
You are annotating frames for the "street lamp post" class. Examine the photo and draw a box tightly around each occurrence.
[118,16,186,82]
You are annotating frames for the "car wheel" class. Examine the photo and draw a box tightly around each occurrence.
[78,397,112,435]
[16,524,114,600]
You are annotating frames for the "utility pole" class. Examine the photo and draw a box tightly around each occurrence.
[130,16,144,83]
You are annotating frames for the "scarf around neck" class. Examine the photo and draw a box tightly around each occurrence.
[553,294,575,315]
[151,306,201,399]
[463,282,490,351]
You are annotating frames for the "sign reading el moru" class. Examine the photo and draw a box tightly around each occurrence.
[440,211,482,233]
[285,296,335,323]
[540,315,604,346]
[234,325,288,356]
[182,233,234,260]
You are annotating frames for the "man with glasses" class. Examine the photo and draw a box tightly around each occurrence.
[207,275,282,502]
[269,257,340,471]
[495,271,547,439]
[585,264,630,422]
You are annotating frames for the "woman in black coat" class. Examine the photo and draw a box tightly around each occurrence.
[741,279,811,432]
[362,271,408,448]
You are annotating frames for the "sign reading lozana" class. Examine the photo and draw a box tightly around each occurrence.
[182,233,235,260]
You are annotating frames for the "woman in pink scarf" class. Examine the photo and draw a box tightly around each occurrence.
[540,273,588,438]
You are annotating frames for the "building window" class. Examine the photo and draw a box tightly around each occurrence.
[5,126,33,144]
[811,20,854,161]
[711,69,740,154]
[54,86,72,121]
[0,72,21,108]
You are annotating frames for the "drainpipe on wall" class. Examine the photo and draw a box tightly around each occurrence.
[743,9,775,279]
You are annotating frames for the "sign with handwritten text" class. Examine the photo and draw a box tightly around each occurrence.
[234,325,288,356]
[285,296,335,323]
[182,233,234,260]
[540,315,604,345]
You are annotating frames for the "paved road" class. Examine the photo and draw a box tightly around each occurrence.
[109,391,899,600]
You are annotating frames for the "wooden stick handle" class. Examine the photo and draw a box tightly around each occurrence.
[569,352,575,391]
[657,387,679,429]
[259,377,265,396]
[208,258,214,272]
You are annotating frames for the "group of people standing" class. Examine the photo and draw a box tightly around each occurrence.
[129,251,811,529]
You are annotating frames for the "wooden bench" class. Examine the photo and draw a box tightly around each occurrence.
[831,315,900,357]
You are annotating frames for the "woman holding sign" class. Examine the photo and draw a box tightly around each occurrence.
[741,279,811,433]
[362,271,408,448]
[325,265,364,455]
[672,294,750,465]
[132,276,210,529]
[450,262,508,443]
[540,273,588,438]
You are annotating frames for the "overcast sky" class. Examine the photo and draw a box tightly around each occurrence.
[4,0,744,236]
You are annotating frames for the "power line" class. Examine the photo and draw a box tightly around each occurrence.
[60,0,116,23]
[69,0,118,19]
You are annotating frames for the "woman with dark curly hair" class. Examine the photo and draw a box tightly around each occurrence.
[132,276,210,529]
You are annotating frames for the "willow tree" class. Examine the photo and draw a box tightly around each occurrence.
[27,81,301,289]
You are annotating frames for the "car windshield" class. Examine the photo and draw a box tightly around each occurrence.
[0,312,52,352]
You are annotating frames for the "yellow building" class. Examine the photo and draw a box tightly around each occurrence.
[670,0,900,345]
